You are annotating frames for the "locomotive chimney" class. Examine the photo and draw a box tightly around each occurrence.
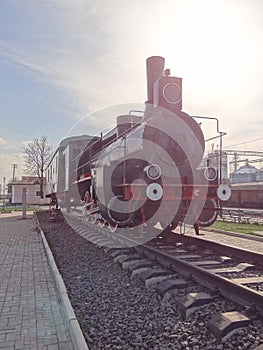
[146,56,165,104]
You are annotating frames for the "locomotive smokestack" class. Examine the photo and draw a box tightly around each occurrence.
[146,56,165,104]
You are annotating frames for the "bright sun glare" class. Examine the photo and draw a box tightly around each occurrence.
[158,1,250,95]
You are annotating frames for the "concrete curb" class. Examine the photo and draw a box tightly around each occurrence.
[35,214,89,350]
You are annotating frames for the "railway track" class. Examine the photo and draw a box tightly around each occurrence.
[61,210,263,340]
[63,210,263,302]
[139,241,263,312]
[39,210,263,348]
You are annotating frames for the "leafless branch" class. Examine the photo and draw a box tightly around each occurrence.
[22,135,52,198]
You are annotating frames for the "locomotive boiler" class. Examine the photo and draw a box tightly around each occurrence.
[75,56,230,232]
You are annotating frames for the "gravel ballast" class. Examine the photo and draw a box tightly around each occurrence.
[37,211,263,350]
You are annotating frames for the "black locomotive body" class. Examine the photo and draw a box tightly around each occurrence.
[73,56,230,232]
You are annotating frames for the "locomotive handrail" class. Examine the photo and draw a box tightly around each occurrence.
[129,110,144,115]
[191,115,226,142]
[191,115,226,136]
[192,115,227,186]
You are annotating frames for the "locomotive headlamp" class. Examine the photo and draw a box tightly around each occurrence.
[144,164,161,180]
[163,83,182,104]
[204,167,217,181]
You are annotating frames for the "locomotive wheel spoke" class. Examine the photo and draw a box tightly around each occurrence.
[98,219,105,227]
[109,222,118,232]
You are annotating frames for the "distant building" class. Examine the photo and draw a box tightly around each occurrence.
[230,164,258,184]
[7,176,50,205]
[256,167,263,182]
[205,150,228,180]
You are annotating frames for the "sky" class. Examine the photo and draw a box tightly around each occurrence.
[0,0,263,186]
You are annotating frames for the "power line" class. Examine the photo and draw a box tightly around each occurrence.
[226,137,263,148]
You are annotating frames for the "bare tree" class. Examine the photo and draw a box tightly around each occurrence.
[23,135,52,198]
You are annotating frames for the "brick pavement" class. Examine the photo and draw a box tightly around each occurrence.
[0,212,73,350]
[174,225,263,255]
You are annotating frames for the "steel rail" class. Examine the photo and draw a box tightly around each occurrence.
[136,244,263,316]
[62,211,263,315]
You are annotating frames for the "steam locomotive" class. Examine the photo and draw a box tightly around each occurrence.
[47,56,231,233]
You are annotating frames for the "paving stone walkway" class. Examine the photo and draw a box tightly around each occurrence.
[0,212,73,350]
[175,225,263,255]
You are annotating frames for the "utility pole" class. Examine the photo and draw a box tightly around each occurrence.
[22,188,27,219]
[12,164,17,181]
[2,177,6,211]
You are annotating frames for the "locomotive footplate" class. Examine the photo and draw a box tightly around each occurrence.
[115,183,218,201]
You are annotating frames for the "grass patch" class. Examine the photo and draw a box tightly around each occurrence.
[0,206,40,213]
[211,221,263,235]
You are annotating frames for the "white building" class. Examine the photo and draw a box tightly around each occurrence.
[7,176,50,205]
